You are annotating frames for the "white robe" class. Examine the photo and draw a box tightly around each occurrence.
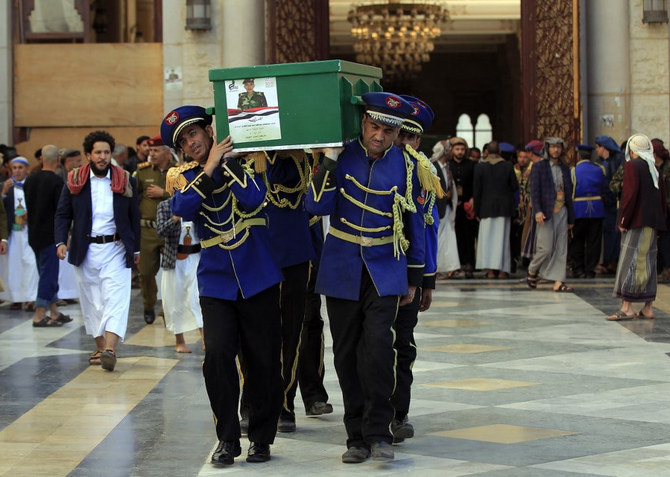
[57,252,79,299]
[161,221,202,334]
[436,170,461,274]
[0,186,38,302]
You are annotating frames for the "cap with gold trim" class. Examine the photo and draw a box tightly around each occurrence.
[399,95,434,135]
[362,92,414,129]
[160,105,212,149]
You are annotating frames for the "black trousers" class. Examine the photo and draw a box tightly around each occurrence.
[200,285,282,445]
[390,289,421,421]
[327,269,398,448]
[278,261,310,421]
[569,218,603,275]
[296,260,329,409]
[455,207,478,269]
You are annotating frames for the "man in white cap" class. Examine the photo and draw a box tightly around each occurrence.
[0,156,39,317]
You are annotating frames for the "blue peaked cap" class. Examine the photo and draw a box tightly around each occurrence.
[499,142,515,154]
[399,95,434,134]
[577,144,595,152]
[595,135,621,153]
[362,92,414,129]
[161,105,213,149]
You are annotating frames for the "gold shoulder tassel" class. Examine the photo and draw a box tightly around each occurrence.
[404,145,445,199]
[245,151,270,173]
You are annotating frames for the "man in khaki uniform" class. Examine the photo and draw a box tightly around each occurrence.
[135,136,176,323]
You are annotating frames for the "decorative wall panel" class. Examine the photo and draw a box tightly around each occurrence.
[522,0,580,162]
[266,0,329,63]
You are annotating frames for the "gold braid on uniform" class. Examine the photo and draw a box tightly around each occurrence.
[339,157,417,259]
[165,162,200,196]
[264,150,310,209]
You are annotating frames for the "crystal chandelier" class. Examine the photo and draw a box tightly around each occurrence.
[348,2,449,80]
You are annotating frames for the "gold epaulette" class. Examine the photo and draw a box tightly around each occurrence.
[136,161,152,170]
[404,145,445,199]
[165,161,200,196]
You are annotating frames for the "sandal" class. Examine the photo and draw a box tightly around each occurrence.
[554,282,573,293]
[100,349,117,372]
[53,312,73,324]
[526,272,538,289]
[606,310,635,321]
[635,311,655,320]
[32,316,63,327]
[23,302,36,312]
[89,350,103,365]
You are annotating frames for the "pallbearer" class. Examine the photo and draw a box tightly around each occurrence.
[162,106,283,466]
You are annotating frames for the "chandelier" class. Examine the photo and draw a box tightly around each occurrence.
[348,2,449,80]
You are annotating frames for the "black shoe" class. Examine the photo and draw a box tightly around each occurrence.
[246,442,271,463]
[277,416,296,433]
[211,440,241,466]
[341,446,370,463]
[144,309,155,324]
[306,401,333,416]
[391,416,414,443]
[371,441,394,461]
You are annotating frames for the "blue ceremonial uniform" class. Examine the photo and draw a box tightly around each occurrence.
[306,139,425,299]
[170,162,283,300]
[162,104,283,460]
[569,159,608,277]
[167,156,283,448]
[264,155,316,268]
[306,136,426,450]
[572,160,607,219]
[240,152,316,430]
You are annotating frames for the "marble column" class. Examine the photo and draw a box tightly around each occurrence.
[585,0,631,143]
[221,0,265,67]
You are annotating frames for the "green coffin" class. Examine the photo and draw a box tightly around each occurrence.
[208,60,382,152]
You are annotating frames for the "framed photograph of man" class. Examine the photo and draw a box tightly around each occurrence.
[225,77,281,143]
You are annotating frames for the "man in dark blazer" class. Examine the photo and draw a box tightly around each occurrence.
[55,130,140,372]
[527,137,575,292]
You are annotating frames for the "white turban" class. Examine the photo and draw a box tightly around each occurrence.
[625,133,659,189]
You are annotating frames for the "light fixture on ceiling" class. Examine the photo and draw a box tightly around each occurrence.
[348,2,449,80]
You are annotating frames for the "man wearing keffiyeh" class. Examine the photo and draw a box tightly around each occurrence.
[55,130,140,371]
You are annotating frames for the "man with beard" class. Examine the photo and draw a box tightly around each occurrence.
[55,130,141,371]
[162,105,282,466]
[448,137,477,277]
[526,137,575,292]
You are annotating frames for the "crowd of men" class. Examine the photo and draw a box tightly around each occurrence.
[430,134,670,292]
[0,90,666,468]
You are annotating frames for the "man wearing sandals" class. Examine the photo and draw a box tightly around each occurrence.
[55,131,141,371]
[24,145,70,327]
[526,137,575,292]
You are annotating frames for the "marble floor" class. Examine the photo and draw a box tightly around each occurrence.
[1,278,670,476]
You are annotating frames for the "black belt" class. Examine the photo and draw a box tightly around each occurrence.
[177,243,201,254]
[88,233,119,244]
